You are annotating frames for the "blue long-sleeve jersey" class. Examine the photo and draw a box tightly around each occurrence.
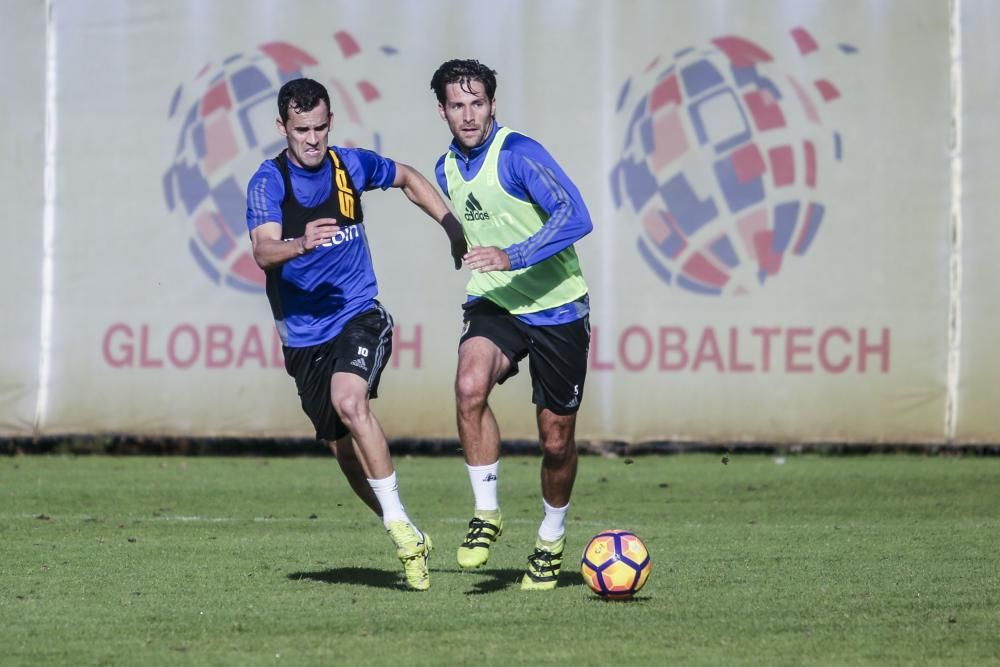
[246,147,396,347]
[435,122,592,324]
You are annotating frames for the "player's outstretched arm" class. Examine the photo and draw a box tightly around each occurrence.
[250,219,340,270]
[500,137,593,270]
[393,162,467,269]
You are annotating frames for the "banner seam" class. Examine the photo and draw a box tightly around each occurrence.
[35,0,57,436]
[945,0,963,443]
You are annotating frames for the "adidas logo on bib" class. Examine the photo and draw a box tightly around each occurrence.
[464,192,490,221]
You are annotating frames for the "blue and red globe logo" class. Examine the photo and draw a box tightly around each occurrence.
[611,29,853,296]
[162,33,394,292]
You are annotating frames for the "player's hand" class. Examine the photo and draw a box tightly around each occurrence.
[303,218,340,251]
[464,246,511,272]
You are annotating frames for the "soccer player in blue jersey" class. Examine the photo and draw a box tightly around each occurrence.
[246,77,465,591]
[430,60,593,590]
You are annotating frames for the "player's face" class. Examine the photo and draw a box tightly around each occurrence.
[277,101,332,170]
[438,80,495,153]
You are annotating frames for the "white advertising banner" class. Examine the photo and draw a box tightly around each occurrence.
[0,2,47,435]
[583,1,951,442]
[4,1,980,443]
[954,0,1000,442]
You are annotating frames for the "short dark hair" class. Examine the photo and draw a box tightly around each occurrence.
[276,78,331,123]
[430,59,497,105]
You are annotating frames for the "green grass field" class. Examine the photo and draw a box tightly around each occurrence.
[2,453,998,666]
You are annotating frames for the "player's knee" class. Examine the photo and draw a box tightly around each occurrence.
[455,374,489,411]
[541,436,574,459]
[540,417,576,457]
[332,391,368,425]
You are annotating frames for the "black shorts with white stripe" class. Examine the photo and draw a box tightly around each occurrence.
[282,302,394,441]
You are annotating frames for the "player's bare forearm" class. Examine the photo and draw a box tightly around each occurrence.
[250,219,339,270]
[395,163,467,268]
[251,234,313,270]
[395,163,451,222]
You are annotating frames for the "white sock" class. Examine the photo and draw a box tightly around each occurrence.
[367,472,414,530]
[538,498,569,542]
[466,462,500,513]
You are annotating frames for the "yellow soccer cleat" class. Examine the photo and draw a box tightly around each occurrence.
[386,520,433,591]
[520,535,565,590]
[456,513,504,569]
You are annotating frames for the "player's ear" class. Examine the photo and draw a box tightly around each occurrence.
[438,103,447,121]
[276,117,287,137]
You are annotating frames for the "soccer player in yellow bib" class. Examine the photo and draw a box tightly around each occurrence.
[430,60,593,590]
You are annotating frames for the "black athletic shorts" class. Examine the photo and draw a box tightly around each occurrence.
[460,297,590,415]
[283,302,393,441]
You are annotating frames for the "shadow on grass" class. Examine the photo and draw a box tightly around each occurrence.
[287,567,407,591]
[287,567,588,594]
[431,567,586,595]
[581,593,651,604]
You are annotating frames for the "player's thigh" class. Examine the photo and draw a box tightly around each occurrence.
[283,339,348,441]
[331,304,394,399]
[525,316,590,415]
[329,371,371,417]
[458,299,526,388]
[457,336,513,392]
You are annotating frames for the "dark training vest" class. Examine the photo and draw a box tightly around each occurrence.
[272,148,364,236]
[265,148,365,338]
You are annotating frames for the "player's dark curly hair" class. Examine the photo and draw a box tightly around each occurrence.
[430,59,498,104]
[276,78,331,123]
